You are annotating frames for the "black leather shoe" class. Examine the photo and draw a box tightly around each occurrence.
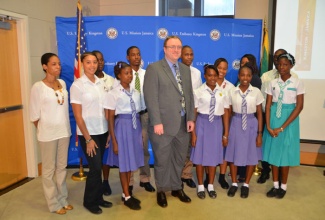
[102,181,112,196]
[227,186,238,197]
[240,186,249,198]
[99,200,113,208]
[140,182,156,192]
[121,196,141,204]
[181,178,197,188]
[124,197,141,210]
[171,189,191,203]
[266,187,278,198]
[276,188,286,199]
[207,190,217,199]
[257,172,270,184]
[84,205,102,214]
[218,178,229,189]
[197,191,205,199]
[157,192,168,208]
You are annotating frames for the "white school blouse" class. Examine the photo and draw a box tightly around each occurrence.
[194,83,229,116]
[229,85,264,114]
[216,79,235,106]
[103,84,143,115]
[266,76,305,104]
[29,79,71,141]
[102,71,115,90]
[70,74,108,135]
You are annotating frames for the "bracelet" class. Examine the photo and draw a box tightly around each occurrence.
[222,136,228,139]
[257,131,262,134]
[280,127,284,132]
[85,138,93,144]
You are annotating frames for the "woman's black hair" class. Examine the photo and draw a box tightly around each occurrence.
[41,53,58,72]
[204,64,219,75]
[114,61,131,79]
[278,53,296,66]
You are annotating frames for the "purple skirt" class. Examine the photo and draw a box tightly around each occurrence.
[190,114,223,166]
[106,114,144,172]
[225,113,261,166]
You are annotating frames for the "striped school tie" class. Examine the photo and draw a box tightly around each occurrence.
[173,64,186,112]
[276,80,291,118]
[240,90,250,130]
[123,89,137,129]
[134,72,141,93]
[207,89,217,122]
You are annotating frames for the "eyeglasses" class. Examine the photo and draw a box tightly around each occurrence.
[165,45,182,50]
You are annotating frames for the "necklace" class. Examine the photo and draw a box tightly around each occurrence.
[54,88,64,105]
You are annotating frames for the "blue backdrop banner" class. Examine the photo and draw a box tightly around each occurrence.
[55,16,262,165]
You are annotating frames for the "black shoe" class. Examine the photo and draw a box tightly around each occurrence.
[140,182,156,192]
[124,197,141,210]
[84,205,102,214]
[276,188,286,199]
[266,187,278,198]
[207,189,217,199]
[102,180,112,196]
[257,172,270,184]
[218,178,229,189]
[227,186,238,197]
[157,192,168,208]
[99,200,113,208]
[121,196,141,204]
[240,186,249,198]
[181,178,197,188]
[197,191,205,199]
[171,189,191,203]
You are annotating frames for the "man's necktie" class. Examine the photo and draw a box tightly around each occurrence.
[123,89,137,129]
[135,72,141,93]
[207,89,217,122]
[240,90,250,130]
[276,80,291,118]
[173,64,186,112]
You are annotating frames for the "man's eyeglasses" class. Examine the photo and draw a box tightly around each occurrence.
[165,45,182,50]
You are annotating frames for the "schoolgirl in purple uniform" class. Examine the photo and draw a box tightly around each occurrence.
[225,63,264,198]
[104,61,144,210]
[191,65,229,199]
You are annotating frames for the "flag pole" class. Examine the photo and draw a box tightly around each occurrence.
[71,0,88,181]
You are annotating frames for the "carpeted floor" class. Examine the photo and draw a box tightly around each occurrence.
[0,165,324,220]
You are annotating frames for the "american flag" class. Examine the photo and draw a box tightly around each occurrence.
[74,1,87,161]
[74,0,87,79]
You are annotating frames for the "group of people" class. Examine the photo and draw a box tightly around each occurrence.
[29,35,305,215]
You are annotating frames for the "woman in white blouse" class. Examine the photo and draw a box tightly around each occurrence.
[29,53,72,215]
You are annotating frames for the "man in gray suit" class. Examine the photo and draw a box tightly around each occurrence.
[143,36,195,208]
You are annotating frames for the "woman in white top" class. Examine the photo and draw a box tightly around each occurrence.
[70,52,112,214]
[29,53,72,214]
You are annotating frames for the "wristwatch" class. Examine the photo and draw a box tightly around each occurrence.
[85,138,93,144]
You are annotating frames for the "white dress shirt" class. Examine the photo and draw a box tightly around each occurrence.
[266,77,305,104]
[194,83,229,116]
[70,74,108,135]
[190,66,203,90]
[229,85,264,114]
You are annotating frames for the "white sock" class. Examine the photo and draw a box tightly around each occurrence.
[273,181,279,189]
[208,184,214,191]
[232,183,238,187]
[243,183,249,187]
[198,184,204,192]
[281,183,287,191]
[122,193,125,198]
[124,196,131,201]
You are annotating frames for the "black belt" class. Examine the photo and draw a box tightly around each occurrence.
[139,109,148,115]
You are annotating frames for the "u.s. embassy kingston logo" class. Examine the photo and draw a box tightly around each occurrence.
[157,28,168,39]
[210,29,221,41]
[106,28,118,39]
[232,59,241,70]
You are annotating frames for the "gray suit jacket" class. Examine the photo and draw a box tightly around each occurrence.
[143,58,195,137]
